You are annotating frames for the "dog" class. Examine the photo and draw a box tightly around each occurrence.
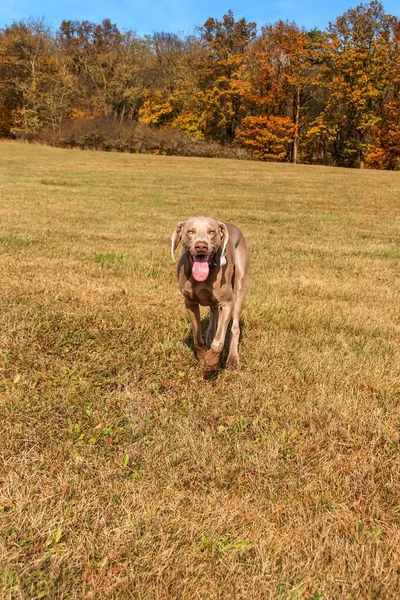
[171,216,249,371]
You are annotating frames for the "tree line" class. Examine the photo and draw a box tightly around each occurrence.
[1,1,399,169]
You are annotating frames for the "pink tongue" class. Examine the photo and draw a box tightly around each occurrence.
[192,257,210,282]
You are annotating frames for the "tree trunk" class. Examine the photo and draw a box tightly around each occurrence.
[292,87,300,164]
[359,131,365,168]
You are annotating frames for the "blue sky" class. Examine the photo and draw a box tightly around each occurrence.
[1,0,399,35]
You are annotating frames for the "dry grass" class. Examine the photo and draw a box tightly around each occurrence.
[0,141,399,600]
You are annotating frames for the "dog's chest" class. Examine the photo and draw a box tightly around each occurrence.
[181,281,216,305]
[178,256,234,306]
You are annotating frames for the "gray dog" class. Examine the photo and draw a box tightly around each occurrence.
[171,216,249,371]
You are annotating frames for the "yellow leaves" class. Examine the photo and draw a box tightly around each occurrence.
[10,107,41,135]
[306,119,337,141]
[138,90,205,139]
[171,110,203,139]
[138,91,176,126]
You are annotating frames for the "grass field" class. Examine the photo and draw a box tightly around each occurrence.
[0,141,399,600]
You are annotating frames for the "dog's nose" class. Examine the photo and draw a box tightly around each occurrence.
[194,240,209,254]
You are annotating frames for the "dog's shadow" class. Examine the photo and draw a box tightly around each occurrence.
[184,315,245,379]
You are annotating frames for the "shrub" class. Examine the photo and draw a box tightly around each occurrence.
[36,117,251,160]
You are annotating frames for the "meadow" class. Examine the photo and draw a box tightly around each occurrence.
[0,141,399,600]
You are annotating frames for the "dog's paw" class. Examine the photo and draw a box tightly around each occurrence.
[197,347,208,368]
[226,354,239,369]
[201,348,221,372]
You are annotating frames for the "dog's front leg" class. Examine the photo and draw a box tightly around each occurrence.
[206,306,219,349]
[203,300,233,371]
[185,300,207,365]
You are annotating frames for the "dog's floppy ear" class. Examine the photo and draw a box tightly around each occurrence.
[218,221,229,266]
[171,221,186,262]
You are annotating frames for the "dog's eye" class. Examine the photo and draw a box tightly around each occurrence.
[209,230,216,236]
[187,230,194,235]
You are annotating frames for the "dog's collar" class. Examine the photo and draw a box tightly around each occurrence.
[187,251,217,268]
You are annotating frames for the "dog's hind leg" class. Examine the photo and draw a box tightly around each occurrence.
[226,282,246,368]
[226,242,249,368]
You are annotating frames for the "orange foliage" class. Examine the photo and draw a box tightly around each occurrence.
[236,115,294,160]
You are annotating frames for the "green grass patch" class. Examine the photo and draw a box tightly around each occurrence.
[94,251,130,269]
[0,233,35,249]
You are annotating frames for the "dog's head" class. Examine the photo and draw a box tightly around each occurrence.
[171,216,229,281]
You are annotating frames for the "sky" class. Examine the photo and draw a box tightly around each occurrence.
[0,0,399,36]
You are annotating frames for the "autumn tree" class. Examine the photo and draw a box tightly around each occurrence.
[365,15,400,169]
[310,1,396,168]
[58,19,148,121]
[236,115,294,160]
[0,18,73,136]
[240,22,326,162]
[196,11,257,143]
[105,31,151,122]
[138,32,202,134]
